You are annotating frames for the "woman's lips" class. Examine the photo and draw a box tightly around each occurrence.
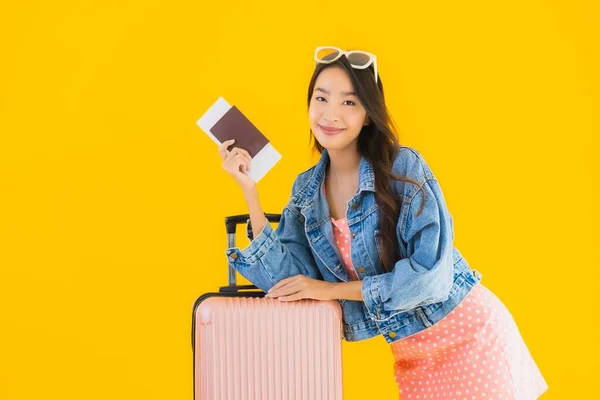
[318,125,345,135]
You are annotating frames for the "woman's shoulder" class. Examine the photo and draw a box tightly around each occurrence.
[392,145,437,184]
[291,164,318,195]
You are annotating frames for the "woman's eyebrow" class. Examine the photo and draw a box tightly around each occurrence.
[315,87,357,96]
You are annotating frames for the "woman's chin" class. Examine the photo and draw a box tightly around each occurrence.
[315,137,341,151]
[317,140,355,153]
[312,130,358,152]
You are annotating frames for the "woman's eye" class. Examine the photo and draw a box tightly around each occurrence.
[314,97,355,106]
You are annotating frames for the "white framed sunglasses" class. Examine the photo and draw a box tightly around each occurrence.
[314,46,378,84]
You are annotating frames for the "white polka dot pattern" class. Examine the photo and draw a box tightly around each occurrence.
[390,284,548,399]
[331,216,359,281]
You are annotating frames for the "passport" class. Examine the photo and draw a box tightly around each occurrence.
[197,97,282,183]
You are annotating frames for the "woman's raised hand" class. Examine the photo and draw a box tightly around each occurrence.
[218,139,256,193]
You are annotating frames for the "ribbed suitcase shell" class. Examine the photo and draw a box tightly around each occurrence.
[193,294,343,400]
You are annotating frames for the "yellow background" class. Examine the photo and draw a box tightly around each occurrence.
[1,0,598,398]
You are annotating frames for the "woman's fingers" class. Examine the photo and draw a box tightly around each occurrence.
[227,147,252,167]
[266,276,302,297]
[224,153,252,175]
[277,292,305,302]
[218,140,252,164]
[233,153,252,173]
[267,284,301,298]
[268,276,297,293]
[217,139,236,160]
[216,140,257,192]
[224,149,252,172]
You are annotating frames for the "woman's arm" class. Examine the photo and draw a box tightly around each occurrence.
[243,185,267,239]
[331,281,364,301]
[226,179,324,293]
[266,276,364,302]
[218,139,323,292]
[361,177,455,320]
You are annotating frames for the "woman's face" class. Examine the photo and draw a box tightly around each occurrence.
[308,66,370,152]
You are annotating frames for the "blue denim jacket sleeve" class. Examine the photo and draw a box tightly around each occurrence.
[361,177,455,320]
[224,180,323,293]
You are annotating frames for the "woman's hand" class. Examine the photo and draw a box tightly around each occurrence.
[265,275,335,302]
[218,139,256,193]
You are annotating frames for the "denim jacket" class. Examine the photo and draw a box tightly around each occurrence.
[225,146,482,344]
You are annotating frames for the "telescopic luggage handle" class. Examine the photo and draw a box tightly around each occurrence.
[220,213,281,293]
[225,213,281,235]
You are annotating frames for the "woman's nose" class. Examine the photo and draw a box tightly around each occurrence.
[323,109,340,122]
[321,102,342,123]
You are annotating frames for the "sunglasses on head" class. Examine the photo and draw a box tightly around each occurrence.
[314,46,378,84]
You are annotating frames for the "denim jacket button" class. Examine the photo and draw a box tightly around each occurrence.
[358,267,366,274]
[389,331,397,338]
[230,253,238,260]
[352,203,359,210]
[352,233,356,238]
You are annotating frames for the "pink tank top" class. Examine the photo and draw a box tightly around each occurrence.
[323,183,360,280]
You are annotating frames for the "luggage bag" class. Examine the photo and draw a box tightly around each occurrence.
[192,213,344,400]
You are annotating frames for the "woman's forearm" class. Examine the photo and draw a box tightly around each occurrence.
[243,186,267,239]
[330,281,364,301]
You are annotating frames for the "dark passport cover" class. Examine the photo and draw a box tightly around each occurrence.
[210,106,269,158]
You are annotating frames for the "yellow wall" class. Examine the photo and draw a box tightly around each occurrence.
[1,1,598,398]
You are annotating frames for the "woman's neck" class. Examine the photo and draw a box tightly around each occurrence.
[327,148,361,178]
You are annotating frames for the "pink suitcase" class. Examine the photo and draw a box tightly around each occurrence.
[192,214,344,400]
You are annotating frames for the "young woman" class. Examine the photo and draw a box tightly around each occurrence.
[217,46,548,399]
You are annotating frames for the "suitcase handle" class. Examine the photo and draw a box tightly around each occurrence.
[218,284,261,293]
[225,213,281,235]
[223,213,282,291]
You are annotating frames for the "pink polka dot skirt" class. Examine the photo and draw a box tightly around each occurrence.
[390,284,548,399]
